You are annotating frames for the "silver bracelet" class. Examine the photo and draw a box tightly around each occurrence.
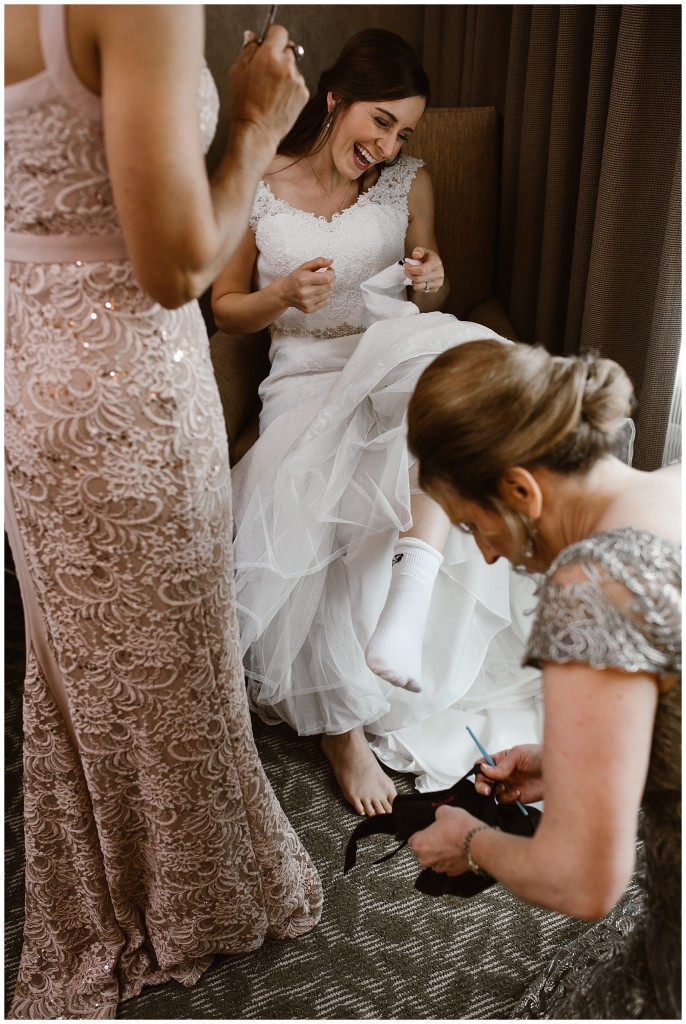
[463,824,491,876]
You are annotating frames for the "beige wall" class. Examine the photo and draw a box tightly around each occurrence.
[204,4,425,172]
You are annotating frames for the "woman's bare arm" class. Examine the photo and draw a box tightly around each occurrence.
[404,166,449,311]
[211,214,335,335]
[411,660,658,919]
[90,6,307,307]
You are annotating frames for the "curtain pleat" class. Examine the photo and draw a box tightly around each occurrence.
[564,7,622,356]
[496,8,531,312]
[507,6,560,340]
[422,5,681,470]
[423,7,513,108]
[634,148,681,468]
[534,8,596,351]
[578,7,681,468]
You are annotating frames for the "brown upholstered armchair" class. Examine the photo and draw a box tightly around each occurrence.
[209,106,517,466]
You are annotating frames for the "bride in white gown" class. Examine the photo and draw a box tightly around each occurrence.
[212,29,542,814]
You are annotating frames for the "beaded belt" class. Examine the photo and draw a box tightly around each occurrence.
[270,322,367,340]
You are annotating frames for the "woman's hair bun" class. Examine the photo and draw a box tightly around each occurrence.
[581,356,634,432]
[407,341,636,507]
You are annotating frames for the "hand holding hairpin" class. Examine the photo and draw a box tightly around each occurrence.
[242,5,304,61]
[466,726,530,819]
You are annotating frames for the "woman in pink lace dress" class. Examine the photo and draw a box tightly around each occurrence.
[5,6,321,1018]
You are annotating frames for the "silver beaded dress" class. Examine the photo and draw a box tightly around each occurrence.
[513,526,681,1019]
[5,6,321,1018]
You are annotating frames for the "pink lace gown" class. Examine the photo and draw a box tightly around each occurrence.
[4,6,321,1018]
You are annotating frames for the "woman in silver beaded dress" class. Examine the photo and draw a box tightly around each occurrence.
[407,340,680,1019]
[5,6,321,1019]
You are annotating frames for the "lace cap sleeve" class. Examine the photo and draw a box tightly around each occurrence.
[365,155,424,212]
[525,529,682,679]
[249,180,273,232]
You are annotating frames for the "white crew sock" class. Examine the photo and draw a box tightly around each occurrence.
[365,536,443,692]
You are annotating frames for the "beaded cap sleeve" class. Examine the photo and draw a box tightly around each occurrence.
[249,156,423,339]
[525,527,681,679]
[514,526,681,1018]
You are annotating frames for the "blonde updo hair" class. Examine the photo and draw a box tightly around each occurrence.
[407,340,634,513]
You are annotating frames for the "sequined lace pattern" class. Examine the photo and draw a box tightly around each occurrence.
[5,14,321,1020]
[514,527,681,1018]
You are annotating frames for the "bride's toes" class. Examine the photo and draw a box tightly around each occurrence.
[370,796,393,816]
[321,728,397,816]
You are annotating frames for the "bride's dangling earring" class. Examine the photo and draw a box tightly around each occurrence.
[324,97,337,134]
[521,516,538,560]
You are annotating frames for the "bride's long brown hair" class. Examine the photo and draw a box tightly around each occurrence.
[278,28,430,164]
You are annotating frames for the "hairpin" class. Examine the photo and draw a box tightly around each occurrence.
[466,726,529,819]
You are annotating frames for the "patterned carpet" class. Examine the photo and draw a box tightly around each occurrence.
[5,561,599,1020]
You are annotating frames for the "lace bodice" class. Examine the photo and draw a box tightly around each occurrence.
[250,155,423,340]
[5,8,218,240]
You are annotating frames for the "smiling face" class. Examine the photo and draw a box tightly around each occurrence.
[327,94,426,178]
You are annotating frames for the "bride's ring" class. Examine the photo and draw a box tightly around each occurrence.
[424,282,430,293]
[287,42,305,59]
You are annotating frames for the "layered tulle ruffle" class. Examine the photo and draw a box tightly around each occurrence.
[232,311,543,790]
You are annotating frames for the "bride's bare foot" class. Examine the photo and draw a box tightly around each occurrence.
[321,727,397,816]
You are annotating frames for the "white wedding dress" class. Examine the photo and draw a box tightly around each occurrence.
[232,156,543,791]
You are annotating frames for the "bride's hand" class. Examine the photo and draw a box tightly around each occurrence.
[404,247,444,295]
[277,257,335,314]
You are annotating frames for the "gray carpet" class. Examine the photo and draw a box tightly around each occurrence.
[5,562,604,1019]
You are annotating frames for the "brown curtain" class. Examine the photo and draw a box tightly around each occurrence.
[422,5,681,470]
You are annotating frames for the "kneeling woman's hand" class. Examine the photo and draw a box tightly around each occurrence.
[408,806,481,876]
[475,744,544,805]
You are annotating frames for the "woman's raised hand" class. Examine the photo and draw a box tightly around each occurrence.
[230,25,309,150]
[474,744,544,804]
[403,247,445,295]
[278,258,335,314]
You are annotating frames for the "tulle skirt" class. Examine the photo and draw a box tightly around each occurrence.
[232,313,543,790]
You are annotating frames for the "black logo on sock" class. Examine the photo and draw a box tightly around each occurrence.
[392,553,404,565]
